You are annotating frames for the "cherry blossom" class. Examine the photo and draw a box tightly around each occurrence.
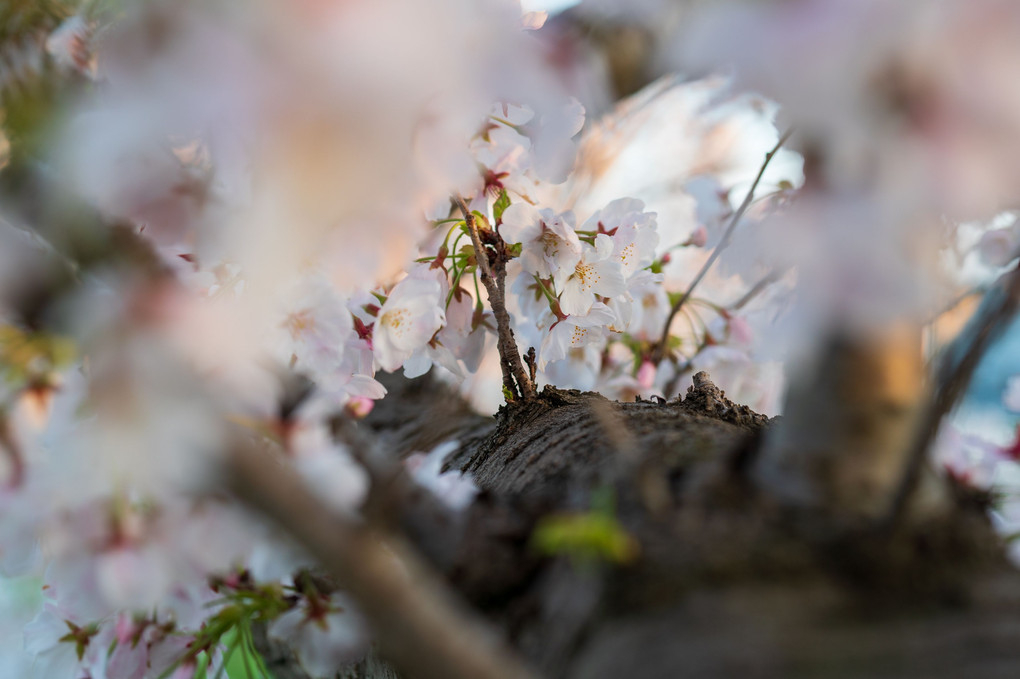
[405,441,479,512]
[581,198,659,278]
[559,234,627,317]
[540,303,617,369]
[500,202,583,286]
[372,272,446,373]
[8,0,1020,674]
[268,594,368,678]
[978,222,1020,268]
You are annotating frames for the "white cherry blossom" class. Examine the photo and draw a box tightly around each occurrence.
[582,198,659,279]
[559,234,627,317]
[623,270,669,341]
[500,202,583,287]
[539,303,617,369]
[373,273,446,373]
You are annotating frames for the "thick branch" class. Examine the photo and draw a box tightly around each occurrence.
[455,196,535,401]
[225,442,537,679]
[652,129,793,363]
[754,325,927,520]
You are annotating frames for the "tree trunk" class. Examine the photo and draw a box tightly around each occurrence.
[349,370,1017,679]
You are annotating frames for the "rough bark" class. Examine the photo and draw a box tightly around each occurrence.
[348,370,1016,679]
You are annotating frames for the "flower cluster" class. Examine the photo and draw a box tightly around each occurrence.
[8,0,1020,676]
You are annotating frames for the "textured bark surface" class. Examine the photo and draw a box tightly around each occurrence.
[346,371,1018,679]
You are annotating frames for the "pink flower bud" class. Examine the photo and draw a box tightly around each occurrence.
[636,360,657,390]
[345,396,374,419]
[727,315,754,346]
[686,226,708,248]
[115,612,138,645]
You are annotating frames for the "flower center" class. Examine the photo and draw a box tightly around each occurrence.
[539,232,561,256]
[619,243,635,265]
[282,310,315,339]
[574,262,599,291]
[380,308,410,337]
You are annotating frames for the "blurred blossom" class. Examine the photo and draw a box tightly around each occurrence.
[405,440,479,512]
[677,0,1020,219]
[978,221,1020,268]
[9,0,1020,673]
[269,593,368,678]
[1003,376,1020,414]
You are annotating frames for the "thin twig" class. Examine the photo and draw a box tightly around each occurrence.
[885,264,1020,528]
[226,441,537,679]
[525,346,537,384]
[729,266,789,312]
[652,129,793,363]
[454,196,535,401]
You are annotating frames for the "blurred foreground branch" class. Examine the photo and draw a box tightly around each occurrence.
[225,440,537,679]
[888,263,1020,526]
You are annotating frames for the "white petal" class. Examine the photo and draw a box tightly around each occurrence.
[574,303,618,327]
[559,279,593,317]
[594,233,615,260]
[499,203,540,244]
[402,349,433,378]
[591,260,627,299]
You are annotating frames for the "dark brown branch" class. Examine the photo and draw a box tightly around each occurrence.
[886,264,1020,527]
[652,129,793,363]
[455,196,535,401]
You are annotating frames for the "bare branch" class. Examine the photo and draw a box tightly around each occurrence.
[729,266,789,312]
[455,196,535,401]
[652,129,793,363]
[225,441,537,679]
[886,263,1020,527]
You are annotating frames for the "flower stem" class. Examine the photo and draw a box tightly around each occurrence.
[652,128,793,363]
[455,196,535,401]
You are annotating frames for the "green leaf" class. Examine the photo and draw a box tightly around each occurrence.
[531,511,639,566]
[493,189,511,223]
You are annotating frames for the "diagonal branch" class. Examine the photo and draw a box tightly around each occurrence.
[729,265,790,312]
[885,263,1020,527]
[455,196,535,401]
[225,440,538,679]
[652,129,793,363]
